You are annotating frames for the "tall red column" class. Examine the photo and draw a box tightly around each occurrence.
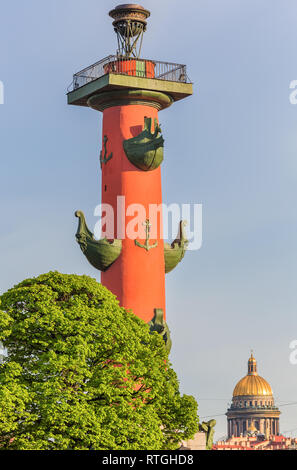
[100,103,165,323]
[68,4,193,350]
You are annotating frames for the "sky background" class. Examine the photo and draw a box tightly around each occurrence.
[1,0,297,440]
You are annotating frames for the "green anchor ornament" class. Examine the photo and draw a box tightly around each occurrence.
[100,135,113,167]
[135,219,158,252]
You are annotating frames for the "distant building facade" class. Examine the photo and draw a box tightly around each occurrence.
[214,434,297,450]
[181,432,206,450]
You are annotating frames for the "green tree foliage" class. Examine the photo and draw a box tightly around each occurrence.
[0,272,198,450]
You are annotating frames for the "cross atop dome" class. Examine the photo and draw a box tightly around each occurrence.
[248,352,257,375]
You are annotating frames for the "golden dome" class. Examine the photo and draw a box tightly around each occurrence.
[233,374,272,396]
[233,353,273,397]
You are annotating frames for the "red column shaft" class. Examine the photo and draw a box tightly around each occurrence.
[100,104,166,323]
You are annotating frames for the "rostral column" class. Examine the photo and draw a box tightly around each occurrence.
[68,4,192,351]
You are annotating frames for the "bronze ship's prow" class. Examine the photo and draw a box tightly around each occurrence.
[164,220,188,273]
[75,211,122,272]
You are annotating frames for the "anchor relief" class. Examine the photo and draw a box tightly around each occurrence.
[100,135,113,168]
[134,219,158,252]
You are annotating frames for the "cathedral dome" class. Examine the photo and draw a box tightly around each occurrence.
[232,353,273,397]
[227,353,280,439]
[233,374,272,397]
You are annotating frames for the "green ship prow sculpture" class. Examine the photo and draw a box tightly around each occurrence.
[148,308,172,353]
[164,220,188,274]
[75,211,122,272]
[123,116,164,171]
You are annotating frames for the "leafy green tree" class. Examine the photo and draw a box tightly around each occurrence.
[0,272,198,450]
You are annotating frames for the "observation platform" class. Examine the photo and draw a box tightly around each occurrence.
[67,55,193,107]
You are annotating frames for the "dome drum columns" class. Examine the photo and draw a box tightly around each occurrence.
[227,412,280,438]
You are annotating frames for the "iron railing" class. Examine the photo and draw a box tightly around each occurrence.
[68,55,191,92]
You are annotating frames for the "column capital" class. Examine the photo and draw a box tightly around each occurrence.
[87,89,173,112]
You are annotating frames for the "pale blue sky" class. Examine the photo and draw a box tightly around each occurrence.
[1,0,297,439]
